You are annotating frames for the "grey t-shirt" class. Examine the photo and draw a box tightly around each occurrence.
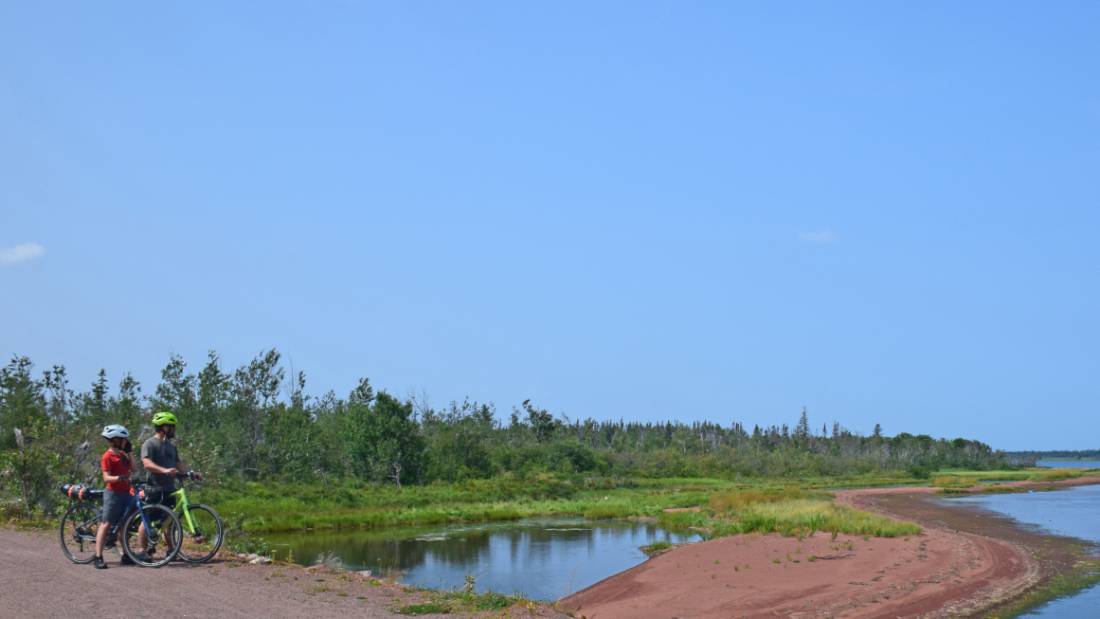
[141,436,180,491]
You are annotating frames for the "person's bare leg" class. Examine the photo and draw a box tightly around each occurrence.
[94,521,109,560]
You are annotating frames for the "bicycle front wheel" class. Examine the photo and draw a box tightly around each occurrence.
[59,502,100,564]
[120,504,182,567]
[178,504,224,563]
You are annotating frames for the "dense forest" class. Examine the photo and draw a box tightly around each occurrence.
[1,350,1009,516]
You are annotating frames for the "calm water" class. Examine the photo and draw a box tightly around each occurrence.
[949,484,1100,618]
[1036,459,1100,469]
[266,518,700,601]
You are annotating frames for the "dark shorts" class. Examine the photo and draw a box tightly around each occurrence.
[101,490,130,526]
[147,490,177,522]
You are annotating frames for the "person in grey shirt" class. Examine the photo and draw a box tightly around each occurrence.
[136,411,202,556]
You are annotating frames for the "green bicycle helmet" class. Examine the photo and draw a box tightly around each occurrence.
[151,411,178,426]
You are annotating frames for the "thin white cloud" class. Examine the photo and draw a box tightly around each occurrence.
[798,229,838,244]
[0,242,46,266]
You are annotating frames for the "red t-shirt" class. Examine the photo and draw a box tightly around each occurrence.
[101,449,132,493]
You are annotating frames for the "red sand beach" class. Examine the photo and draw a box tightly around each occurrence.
[561,478,1100,618]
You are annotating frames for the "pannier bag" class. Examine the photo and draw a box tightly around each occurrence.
[137,486,163,503]
[58,483,103,501]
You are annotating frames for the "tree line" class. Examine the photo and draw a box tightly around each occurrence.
[1005,450,1100,465]
[1,350,1010,515]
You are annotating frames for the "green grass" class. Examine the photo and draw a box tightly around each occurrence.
[931,467,1096,490]
[695,489,921,538]
[640,540,674,556]
[205,472,926,535]
[396,602,451,615]
[396,590,522,615]
[740,500,919,537]
[213,479,719,533]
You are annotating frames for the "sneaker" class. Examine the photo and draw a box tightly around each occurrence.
[133,551,152,564]
[120,554,136,565]
[93,556,108,570]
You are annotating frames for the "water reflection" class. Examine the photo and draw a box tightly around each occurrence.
[266,519,699,600]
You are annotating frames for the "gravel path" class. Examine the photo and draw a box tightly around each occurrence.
[0,528,438,618]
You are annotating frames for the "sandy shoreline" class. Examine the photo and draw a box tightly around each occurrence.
[560,477,1100,618]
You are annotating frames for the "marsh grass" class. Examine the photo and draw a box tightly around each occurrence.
[640,540,674,556]
[196,470,945,538]
[931,467,1092,490]
[702,489,921,538]
[707,487,808,511]
[1032,469,1081,482]
[210,474,921,534]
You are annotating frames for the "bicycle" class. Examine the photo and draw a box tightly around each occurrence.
[169,471,224,563]
[58,482,183,568]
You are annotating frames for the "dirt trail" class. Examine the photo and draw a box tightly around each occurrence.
[0,528,416,618]
[561,478,1100,619]
[0,528,566,618]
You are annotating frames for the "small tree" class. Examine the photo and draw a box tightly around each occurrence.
[370,392,423,487]
[794,407,810,441]
[523,400,558,443]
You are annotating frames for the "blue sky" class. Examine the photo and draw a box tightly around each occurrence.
[2,3,1097,450]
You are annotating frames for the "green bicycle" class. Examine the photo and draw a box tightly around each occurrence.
[169,472,224,563]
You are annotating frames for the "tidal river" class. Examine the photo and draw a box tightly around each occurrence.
[949,483,1100,618]
[1036,459,1100,469]
[266,518,700,601]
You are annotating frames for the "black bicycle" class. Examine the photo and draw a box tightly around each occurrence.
[58,482,183,567]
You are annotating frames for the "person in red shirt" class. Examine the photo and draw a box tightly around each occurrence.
[93,424,132,569]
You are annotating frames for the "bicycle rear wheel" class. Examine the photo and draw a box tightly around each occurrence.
[59,502,100,564]
[178,504,224,563]
[120,504,182,567]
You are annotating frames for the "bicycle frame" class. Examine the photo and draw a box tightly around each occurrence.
[170,485,198,534]
[128,490,159,538]
[111,487,159,541]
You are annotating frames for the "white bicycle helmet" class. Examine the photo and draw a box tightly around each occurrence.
[101,424,130,440]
